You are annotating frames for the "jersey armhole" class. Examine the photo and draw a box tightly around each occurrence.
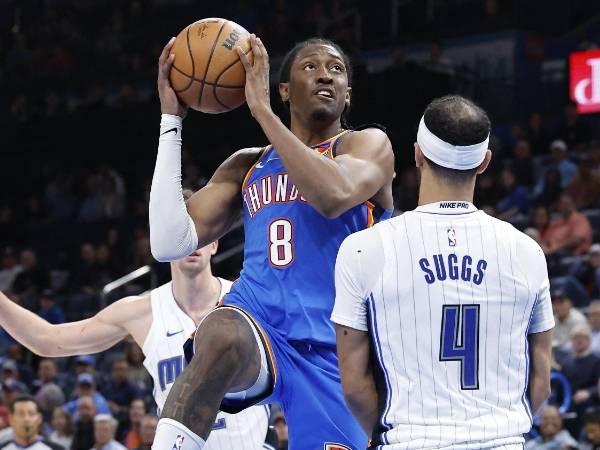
[140,292,157,353]
[241,146,269,191]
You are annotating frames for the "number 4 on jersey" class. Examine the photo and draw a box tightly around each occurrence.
[440,304,480,390]
[268,218,294,267]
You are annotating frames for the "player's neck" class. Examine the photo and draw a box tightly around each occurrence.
[418,172,475,206]
[171,269,221,325]
[290,115,343,146]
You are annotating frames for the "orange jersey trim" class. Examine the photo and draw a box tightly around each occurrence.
[241,146,269,192]
[365,200,375,227]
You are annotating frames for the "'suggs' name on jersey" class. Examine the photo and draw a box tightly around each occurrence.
[243,173,307,218]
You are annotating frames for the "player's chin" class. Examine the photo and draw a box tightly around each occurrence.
[309,105,339,122]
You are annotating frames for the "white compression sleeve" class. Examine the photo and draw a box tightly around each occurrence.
[149,114,198,262]
[152,418,205,450]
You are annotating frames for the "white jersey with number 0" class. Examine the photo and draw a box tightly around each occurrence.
[143,279,270,450]
[332,201,555,449]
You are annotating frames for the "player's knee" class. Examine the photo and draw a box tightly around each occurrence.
[195,308,258,362]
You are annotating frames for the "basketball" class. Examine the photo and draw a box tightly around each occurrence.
[169,18,254,114]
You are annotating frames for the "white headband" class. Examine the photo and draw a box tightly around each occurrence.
[417,116,489,170]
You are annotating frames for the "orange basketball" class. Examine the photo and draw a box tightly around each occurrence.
[169,18,253,114]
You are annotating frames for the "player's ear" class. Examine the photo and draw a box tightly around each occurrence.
[345,86,352,109]
[414,143,425,168]
[279,82,290,103]
[210,240,219,256]
[476,150,493,175]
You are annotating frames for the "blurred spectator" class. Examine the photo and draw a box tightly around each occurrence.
[394,168,419,213]
[100,359,139,421]
[12,250,47,299]
[534,140,578,200]
[49,408,73,450]
[273,411,288,450]
[123,342,150,396]
[534,168,563,211]
[123,400,145,449]
[425,41,455,78]
[565,156,600,210]
[4,346,34,389]
[0,249,22,292]
[0,361,28,396]
[496,168,530,221]
[552,291,586,350]
[512,140,534,187]
[589,301,600,356]
[524,405,577,449]
[562,325,600,410]
[558,102,592,151]
[475,173,498,209]
[572,244,600,297]
[525,206,551,245]
[37,290,65,325]
[581,409,600,450]
[92,415,126,450]
[542,194,592,256]
[34,384,65,425]
[70,396,96,450]
[32,360,68,397]
[131,416,157,450]
[71,244,99,292]
[0,396,63,450]
[63,375,109,419]
[525,112,551,155]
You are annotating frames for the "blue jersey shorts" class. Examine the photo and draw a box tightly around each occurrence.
[220,304,367,450]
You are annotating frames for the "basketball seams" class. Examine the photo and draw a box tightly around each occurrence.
[171,64,245,89]
[212,45,252,110]
[197,19,228,111]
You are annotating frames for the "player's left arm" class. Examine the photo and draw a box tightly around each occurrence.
[335,324,378,434]
[237,36,394,218]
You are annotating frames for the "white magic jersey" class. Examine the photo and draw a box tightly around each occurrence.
[332,201,555,450]
[142,279,270,450]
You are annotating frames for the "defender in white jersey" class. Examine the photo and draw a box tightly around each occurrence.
[332,96,554,450]
[0,235,271,450]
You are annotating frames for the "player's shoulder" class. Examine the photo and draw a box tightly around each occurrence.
[339,223,385,259]
[215,147,265,182]
[483,212,546,260]
[337,126,392,156]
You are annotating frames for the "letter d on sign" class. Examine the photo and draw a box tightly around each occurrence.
[570,50,600,114]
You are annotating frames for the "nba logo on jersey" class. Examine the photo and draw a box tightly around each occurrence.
[324,444,352,450]
[172,435,184,450]
[447,227,456,246]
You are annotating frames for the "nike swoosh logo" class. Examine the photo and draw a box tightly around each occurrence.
[255,157,279,169]
[166,330,183,337]
[160,127,178,136]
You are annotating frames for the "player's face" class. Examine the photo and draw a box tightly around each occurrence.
[173,242,218,276]
[282,44,351,125]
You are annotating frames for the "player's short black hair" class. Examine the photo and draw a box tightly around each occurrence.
[9,394,38,414]
[278,38,353,129]
[422,95,491,184]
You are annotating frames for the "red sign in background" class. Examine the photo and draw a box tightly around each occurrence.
[570,50,600,114]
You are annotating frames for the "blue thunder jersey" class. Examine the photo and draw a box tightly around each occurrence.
[225,130,393,347]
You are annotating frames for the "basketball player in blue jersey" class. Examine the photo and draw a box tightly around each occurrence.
[149,35,394,450]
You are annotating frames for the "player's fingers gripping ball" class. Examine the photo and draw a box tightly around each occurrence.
[169,18,254,113]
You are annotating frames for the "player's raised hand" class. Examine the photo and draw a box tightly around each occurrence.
[237,35,271,118]
[158,37,188,118]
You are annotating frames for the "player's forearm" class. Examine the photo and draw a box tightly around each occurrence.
[0,292,59,356]
[529,373,551,415]
[254,108,354,217]
[149,114,198,261]
[343,378,379,434]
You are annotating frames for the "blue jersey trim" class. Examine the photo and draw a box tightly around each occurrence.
[521,293,538,422]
